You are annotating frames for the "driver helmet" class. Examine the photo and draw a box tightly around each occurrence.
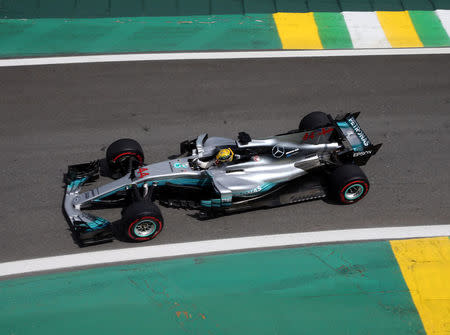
[216,148,234,164]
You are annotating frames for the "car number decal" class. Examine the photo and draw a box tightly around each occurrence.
[137,167,150,179]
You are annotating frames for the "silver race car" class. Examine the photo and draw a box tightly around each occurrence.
[64,112,381,245]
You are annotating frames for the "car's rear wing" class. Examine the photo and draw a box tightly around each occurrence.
[331,112,382,165]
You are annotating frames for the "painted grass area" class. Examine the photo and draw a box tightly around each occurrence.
[0,15,281,57]
[0,240,428,335]
[1,10,450,57]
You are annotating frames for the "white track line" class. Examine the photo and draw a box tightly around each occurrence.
[1,48,450,67]
[1,225,449,278]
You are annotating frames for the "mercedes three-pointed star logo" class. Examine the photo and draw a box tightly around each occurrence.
[272,145,285,158]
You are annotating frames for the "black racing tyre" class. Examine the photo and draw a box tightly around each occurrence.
[328,164,370,204]
[121,201,164,242]
[106,138,144,176]
[299,111,331,131]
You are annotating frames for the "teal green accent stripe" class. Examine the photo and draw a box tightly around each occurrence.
[0,241,425,334]
[0,15,282,57]
[409,10,450,47]
[314,12,353,49]
[200,200,212,207]
[232,182,277,196]
[153,178,211,187]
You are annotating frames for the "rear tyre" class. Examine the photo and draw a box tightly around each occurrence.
[299,111,331,131]
[106,138,144,178]
[121,201,164,242]
[328,164,369,204]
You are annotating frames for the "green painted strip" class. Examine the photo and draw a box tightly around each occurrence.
[314,12,353,49]
[0,241,425,334]
[409,10,450,47]
[0,19,69,56]
[1,10,450,58]
[0,15,282,57]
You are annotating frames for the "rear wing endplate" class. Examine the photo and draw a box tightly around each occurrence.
[332,112,382,165]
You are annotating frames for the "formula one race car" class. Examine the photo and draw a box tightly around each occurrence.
[64,112,381,246]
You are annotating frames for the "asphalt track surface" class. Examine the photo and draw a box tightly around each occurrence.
[1,54,449,263]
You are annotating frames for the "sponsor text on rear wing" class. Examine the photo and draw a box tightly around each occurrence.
[331,112,382,165]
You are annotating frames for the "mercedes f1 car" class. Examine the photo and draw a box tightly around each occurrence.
[64,112,381,246]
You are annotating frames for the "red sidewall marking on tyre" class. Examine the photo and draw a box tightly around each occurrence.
[339,180,369,204]
[128,216,162,241]
[113,152,143,163]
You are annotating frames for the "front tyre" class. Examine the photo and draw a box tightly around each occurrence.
[106,138,144,178]
[329,164,369,204]
[121,201,164,242]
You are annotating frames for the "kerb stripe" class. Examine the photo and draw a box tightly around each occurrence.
[377,11,423,47]
[391,237,450,334]
[273,12,323,49]
[343,11,391,48]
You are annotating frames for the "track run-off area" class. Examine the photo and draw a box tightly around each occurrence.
[0,50,449,334]
[1,10,450,56]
